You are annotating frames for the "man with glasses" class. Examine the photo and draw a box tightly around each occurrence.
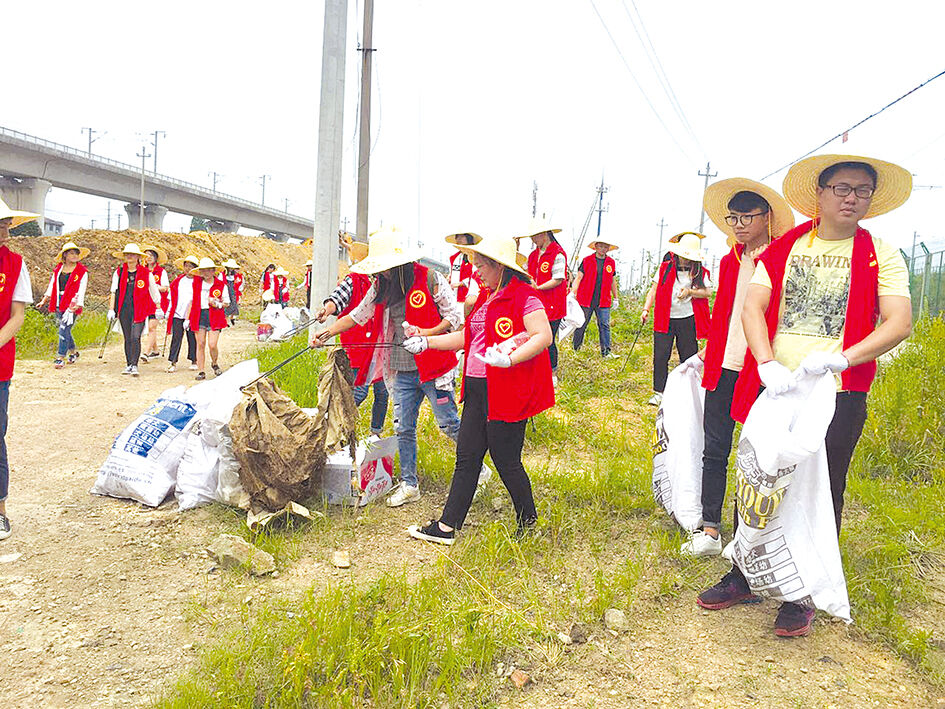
[680,179,794,558]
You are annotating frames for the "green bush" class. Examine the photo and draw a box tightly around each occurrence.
[17,308,109,359]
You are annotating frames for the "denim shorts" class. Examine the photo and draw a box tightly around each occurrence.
[198,309,213,331]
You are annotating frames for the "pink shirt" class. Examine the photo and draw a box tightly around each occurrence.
[466,293,543,378]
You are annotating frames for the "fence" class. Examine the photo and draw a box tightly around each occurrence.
[907,249,945,317]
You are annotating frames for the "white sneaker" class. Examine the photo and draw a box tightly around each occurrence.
[552,374,559,388]
[473,463,492,501]
[386,483,421,507]
[680,530,722,557]
[647,392,663,407]
[121,365,133,375]
[166,364,177,373]
[188,363,198,371]
[130,366,139,377]
[606,352,621,359]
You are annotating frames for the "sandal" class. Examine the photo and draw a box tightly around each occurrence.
[195,371,206,381]
[212,364,223,377]
[67,351,79,364]
[53,358,65,369]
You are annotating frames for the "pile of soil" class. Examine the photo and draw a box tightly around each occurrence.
[11,229,314,305]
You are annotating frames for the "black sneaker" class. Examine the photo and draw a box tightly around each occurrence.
[408,520,455,546]
[515,516,538,540]
[696,567,761,610]
[774,601,816,638]
[0,513,11,540]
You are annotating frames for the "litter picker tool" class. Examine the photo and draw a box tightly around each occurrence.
[618,320,646,375]
[161,322,169,357]
[98,318,115,359]
[240,341,404,391]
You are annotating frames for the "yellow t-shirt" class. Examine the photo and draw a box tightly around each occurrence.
[751,232,910,380]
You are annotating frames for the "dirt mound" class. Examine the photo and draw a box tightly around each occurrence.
[11,229,312,305]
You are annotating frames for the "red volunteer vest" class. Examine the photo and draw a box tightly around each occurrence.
[115,264,154,324]
[575,254,616,308]
[653,256,710,338]
[274,276,289,304]
[149,265,169,315]
[189,276,229,331]
[527,241,567,321]
[49,262,88,315]
[339,273,384,384]
[233,273,244,302]
[701,244,746,392]
[261,271,272,293]
[0,247,24,381]
[460,278,554,422]
[449,251,475,303]
[405,263,458,382]
[731,220,881,423]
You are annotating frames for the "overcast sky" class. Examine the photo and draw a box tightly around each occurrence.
[6,1,945,284]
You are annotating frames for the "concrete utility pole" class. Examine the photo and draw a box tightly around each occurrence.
[117,213,122,230]
[532,181,538,218]
[107,202,111,230]
[284,198,290,214]
[210,171,222,193]
[697,161,717,232]
[656,217,667,260]
[259,174,270,206]
[82,127,99,155]
[595,176,609,237]
[355,0,376,241]
[311,0,349,320]
[136,145,151,229]
[910,231,918,275]
[151,130,166,173]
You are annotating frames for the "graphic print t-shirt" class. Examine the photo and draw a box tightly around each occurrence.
[751,232,909,383]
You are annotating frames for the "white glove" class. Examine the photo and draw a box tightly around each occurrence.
[403,336,428,355]
[107,309,116,322]
[679,353,704,375]
[477,346,512,368]
[798,351,849,375]
[612,297,619,309]
[183,320,191,331]
[758,360,796,396]
[156,311,166,321]
[402,321,421,338]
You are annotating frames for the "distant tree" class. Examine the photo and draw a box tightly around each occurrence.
[190,216,209,232]
[11,220,41,237]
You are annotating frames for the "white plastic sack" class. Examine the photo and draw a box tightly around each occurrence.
[557,293,586,340]
[724,371,850,621]
[652,365,705,531]
[91,386,196,507]
[176,421,221,511]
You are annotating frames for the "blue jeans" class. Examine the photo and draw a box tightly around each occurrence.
[0,381,9,502]
[572,305,612,354]
[56,313,76,357]
[352,370,390,434]
[391,370,460,487]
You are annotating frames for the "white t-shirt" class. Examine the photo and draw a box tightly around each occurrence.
[173,276,194,319]
[653,268,713,319]
[13,262,32,304]
[198,279,230,309]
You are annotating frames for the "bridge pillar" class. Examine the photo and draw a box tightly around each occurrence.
[124,203,168,231]
[221,220,241,233]
[205,220,241,234]
[0,177,51,233]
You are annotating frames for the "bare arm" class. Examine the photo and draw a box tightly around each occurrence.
[570,272,583,295]
[842,295,912,366]
[424,331,465,351]
[0,302,26,349]
[741,283,775,363]
[536,277,564,291]
[641,283,657,321]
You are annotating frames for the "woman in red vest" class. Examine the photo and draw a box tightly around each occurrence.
[524,219,568,377]
[260,264,275,297]
[38,241,90,369]
[445,232,480,310]
[272,267,290,308]
[187,257,230,380]
[107,243,161,376]
[222,259,241,326]
[570,238,620,357]
[140,245,170,363]
[165,254,199,372]
[313,228,463,508]
[641,232,712,406]
[403,235,553,545]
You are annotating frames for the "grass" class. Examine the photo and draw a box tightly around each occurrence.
[17,307,110,359]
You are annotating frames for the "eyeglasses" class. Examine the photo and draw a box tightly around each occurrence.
[825,183,875,199]
[724,212,768,227]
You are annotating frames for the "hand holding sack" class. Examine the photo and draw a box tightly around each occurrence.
[679,353,704,375]
[758,360,795,395]
[477,346,512,369]
[557,293,587,340]
[798,351,849,375]
[402,336,428,355]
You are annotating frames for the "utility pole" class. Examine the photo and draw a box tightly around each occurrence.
[91,219,96,230]
[595,176,609,237]
[639,249,646,287]
[82,127,100,155]
[355,0,376,241]
[259,174,270,206]
[697,161,717,231]
[117,213,122,230]
[532,181,538,218]
[136,145,151,229]
[151,130,166,173]
[656,218,667,260]
[107,202,111,230]
[284,198,290,214]
[910,231,918,275]
[210,171,222,193]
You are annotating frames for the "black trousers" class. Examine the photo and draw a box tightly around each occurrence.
[701,368,740,529]
[652,315,698,392]
[119,307,146,367]
[548,319,561,370]
[168,317,197,364]
[440,377,538,530]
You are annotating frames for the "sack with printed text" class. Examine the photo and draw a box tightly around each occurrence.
[557,293,587,340]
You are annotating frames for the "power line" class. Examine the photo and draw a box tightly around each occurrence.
[587,0,694,164]
[760,67,945,181]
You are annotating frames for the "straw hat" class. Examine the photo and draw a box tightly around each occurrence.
[194,257,219,272]
[518,217,561,240]
[350,228,420,275]
[174,254,201,270]
[0,199,39,228]
[141,244,167,265]
[587,239,619,252]
[272,266,289,277]
[346,241,369,264]
[667,232,705,262]
[56,241,91,262]
[221,258,240,269]
[304,259,312,267]
[703,177,796,248]
[444,232,483,246]
[782,153,912,219]
[112,242,146,258]
[459,236,529,277]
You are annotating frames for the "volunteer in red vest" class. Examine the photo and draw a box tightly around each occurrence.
[140,245,170,363]
[641,232,712,406]
[524,219,567,377]
[313,228,462,507]
[445,232,480,310]
[107,243,161,377]
[316,240,389,435]
[299,259,313,310]
[222,259,241,326]
[570,238,620,358]
[713,155,912,638]
[260,263,275,296]
[188,257,230,380]
[677,179,795,559]
[272,267,290,308]
[0,201,37,540]
[165,254,199,373]
[37,241,90,369]
[404,236,553,544]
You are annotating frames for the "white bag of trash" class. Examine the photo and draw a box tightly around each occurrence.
[91,386,196,507]
[724,371,850,621]
[557,293,587,340]
[652,364,705,531]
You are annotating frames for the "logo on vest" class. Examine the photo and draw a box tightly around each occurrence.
[605,264,613,273]
[539,261,550,274]
[408,290,426,309]
[211,289,222,298]
[494,317,513,338]
[136,279,145,288]
[0,273,6,293]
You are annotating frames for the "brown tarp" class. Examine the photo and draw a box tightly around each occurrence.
[230,349,359,512]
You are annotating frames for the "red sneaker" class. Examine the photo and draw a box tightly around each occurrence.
[774,602,816,637]
[697,568,761,610]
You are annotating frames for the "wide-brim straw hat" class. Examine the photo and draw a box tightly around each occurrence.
[112,242,147,258]
[304,259,312,267]
[703,177,796,248]
[667,232,705,262]
[272,267,289,277]
[174,254,201,270]
[782,153,912,219]
[221,258,240,269]
[57,241,91,262]
[444,232,483,246]
[194,257,219,272]
[0,199,39,228]
[141,244,168,265]
[459,236,530,277]
[518,217,562,240]
[587,240,619,252]
[350,228,420,275]
[346,241,369,264]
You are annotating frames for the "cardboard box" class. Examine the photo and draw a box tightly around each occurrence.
[321,436,397,507]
